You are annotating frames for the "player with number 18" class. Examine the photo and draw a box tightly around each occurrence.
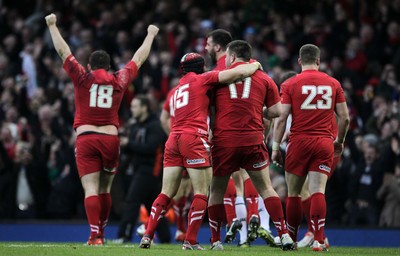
[45,13,159,245]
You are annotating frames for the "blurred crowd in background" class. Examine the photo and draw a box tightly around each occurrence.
[0,0,399,228]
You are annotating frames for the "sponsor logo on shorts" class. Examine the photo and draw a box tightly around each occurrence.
[319,164,331,173]
[187,158,206,165]
[253,159,268,168]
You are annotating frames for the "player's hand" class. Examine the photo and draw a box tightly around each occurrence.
[147,25,159,37]
[333,140,344,157]
[120,136,129,147]
[252,61,263,71]
[271,149,283,167]
[45,13,57,26]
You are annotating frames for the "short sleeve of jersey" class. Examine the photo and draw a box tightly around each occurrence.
[115,61,138,90]
[63,54,86,85]
[280,80,292,104]
[199,71,219,87]
[265,78,281,108]
[334,80,346,104]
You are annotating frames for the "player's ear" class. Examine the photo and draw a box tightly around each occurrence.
[215,44,221,52]
[87,64,92,71]
[316,58,320,66]
[297,57,301,66]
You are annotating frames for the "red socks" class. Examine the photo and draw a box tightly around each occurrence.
[173,196,188,232]
[99,193,111,238]
[302,196,313,232]
[208,204,225,243]
[244,178,259,221]
[286,196,302,241]
[186,194,208,244]
[310,193,326,243]
[264,196,287,237]
[224,178,236,226]
[145,193,171,239]
[85,195,101,238]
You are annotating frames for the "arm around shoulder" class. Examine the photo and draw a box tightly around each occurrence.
[218,62,261,84]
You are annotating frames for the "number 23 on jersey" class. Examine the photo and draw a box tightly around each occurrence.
[300,85,332,110]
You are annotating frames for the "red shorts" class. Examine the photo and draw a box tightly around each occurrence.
[75,133,120,177]
[212,143,270,177]
[328,155,341,179]
[285,136,334,177]
[164,133,212,168]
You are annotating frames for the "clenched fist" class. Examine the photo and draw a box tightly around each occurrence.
[45,13,57,26]
[147,25,159,36]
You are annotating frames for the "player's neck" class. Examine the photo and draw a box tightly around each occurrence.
[216,52,226,62]
[301,64,319,71]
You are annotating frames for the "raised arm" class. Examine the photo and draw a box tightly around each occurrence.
[218,62,261,84]
[45,13,71,63]
[334,102,350,155]
[132,25,159,69]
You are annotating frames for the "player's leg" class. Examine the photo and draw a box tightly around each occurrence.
[297,177,314,248]
[208,174,230,248]
[285,171,307,244]
[247,167,294,249]
[308,171,328,251]
[76,135,105,245]
[182,166,212,250]
[97,134,119,243]
[81,172,102,245]
[308,137,333,252]
[241,169,260,243]
[231,171,247,246]
[98,170,115,242]
[140,166,183,248]
[243,144,294,250]
[284,137,314,246]
[224,177,237,226]
[257,195,276,246]
[172,174,191,242]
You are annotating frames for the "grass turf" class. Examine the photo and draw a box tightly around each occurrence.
[1,242,399,256]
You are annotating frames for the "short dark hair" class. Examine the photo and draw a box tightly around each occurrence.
[226,40,252,61]
[207,29,232,50]
[89,50,111,70]
[299,44,320,65]
[180,52,205,75]
[279,71,297,86]
[134,94,151,112]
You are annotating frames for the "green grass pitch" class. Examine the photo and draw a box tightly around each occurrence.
[1,242,399,256]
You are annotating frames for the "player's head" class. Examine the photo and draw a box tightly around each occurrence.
[298,44,320,67]
[279,71,297,85]
[131,94,151,121]
[89,50,111,71]
[205,29,232,62]
[225,40,252,68]
[180,52,205,75]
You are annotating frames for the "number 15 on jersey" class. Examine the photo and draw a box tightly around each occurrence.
[169,83,189,116]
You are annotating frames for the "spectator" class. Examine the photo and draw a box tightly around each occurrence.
[115,95,170,244]
[377,158,400,228]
